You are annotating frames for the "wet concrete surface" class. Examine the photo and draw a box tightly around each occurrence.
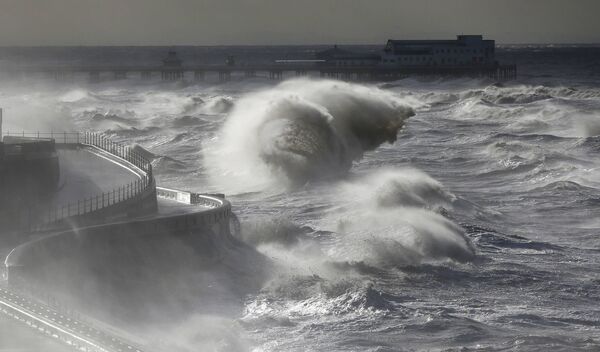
[53,148,141,206]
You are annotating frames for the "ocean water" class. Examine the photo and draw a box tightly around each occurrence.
[1,46,600,351]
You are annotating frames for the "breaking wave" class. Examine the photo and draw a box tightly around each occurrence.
[207,79,414,191]
[241,168,474,283]
[331,169,475,266]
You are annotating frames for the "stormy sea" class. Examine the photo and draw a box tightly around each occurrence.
[1,45,599,351]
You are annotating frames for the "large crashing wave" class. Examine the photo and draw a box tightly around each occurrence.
[208,79,414,190]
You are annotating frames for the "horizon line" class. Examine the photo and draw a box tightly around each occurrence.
[0,42,599,48]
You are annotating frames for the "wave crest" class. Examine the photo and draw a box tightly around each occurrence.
[208,79,414,190]
[333,169,474,265]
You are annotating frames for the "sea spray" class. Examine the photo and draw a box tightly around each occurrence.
[206,79,414,191]
[239,168,473,300]
[329,168,474,266]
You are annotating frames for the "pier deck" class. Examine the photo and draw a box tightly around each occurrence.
[0,63,518,81]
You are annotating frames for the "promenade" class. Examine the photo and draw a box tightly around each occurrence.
[54,148,142,207]
[1,131,235,352]
[0,286,144,352]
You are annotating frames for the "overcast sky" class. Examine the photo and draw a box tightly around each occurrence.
[0,0,598,46]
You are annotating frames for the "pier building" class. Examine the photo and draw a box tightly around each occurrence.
[380,35,495,67]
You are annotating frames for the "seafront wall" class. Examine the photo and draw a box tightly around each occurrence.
[0,137,60,235]
[6,193,232,279]
[5,192,246,319]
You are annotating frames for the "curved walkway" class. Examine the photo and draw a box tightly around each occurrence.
[53,147,142,207]
[1,131,234,352]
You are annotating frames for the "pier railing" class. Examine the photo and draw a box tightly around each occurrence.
[3,131,155,230]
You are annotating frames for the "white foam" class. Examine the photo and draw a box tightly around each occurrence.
[206,79,414,192]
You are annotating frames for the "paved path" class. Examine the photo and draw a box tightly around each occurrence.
[53,148,141,207]
[0,316,70,352]
[0,287,144,352]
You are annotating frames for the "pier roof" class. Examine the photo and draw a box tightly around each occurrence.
[385,35,493,49]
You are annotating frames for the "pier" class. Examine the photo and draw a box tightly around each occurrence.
[0,63,517,83]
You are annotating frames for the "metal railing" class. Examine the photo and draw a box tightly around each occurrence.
[156,186,224,208]
[3,131,155,229]
[3,131,152,175]
[41,176,152,224]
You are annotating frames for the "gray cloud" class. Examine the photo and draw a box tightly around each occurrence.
[0,0,598,45]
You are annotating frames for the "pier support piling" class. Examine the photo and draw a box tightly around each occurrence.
[113,71,127,80]
[88,72,100,83]
[141,71,152,80]
[194,71,205,81]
